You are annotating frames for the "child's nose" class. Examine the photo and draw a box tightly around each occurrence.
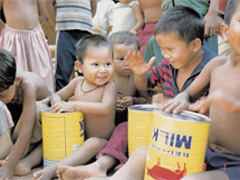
[99,65,107,72]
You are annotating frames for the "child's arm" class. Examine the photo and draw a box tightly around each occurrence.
[125,50,156,93]
[51,81,117,115]
[189,89,240,114]
[44,0,56,27]
[37,0,45,23]
[130,2,144,35]
[160,57,221,114]
[91,0,97,17]
[203,0,220,37]
[0,83,36,179]
[0,0,5,30]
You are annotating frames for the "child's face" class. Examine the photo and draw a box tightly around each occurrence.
[156,32,196,69]
[0,83,16,104]
[113,43,137,76]
[226,3,240,54]
[81,46,113,86]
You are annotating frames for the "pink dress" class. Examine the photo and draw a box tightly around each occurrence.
[0,22,54,92]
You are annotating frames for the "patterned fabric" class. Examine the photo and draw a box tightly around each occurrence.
[0,101,14,136]
[56,0,93,33]
[146,47,217,99]
[0,23,54,92]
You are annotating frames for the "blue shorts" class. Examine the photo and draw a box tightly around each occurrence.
[205,148,240,180]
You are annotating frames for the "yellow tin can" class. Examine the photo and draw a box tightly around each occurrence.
[128,104,157,156]
[144,109,210,180]
[41,108,84,167]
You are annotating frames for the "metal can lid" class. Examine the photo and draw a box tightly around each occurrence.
[128,104,158,112]
[154,109,211,123]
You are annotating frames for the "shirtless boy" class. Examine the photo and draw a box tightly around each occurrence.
[56,31,148,180]
[0,48,51,179]
[0,0,54,91]
[161,0,240,179]
[33,34,117,180]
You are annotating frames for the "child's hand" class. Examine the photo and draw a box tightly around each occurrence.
[51,101,75,113]
[125,50,156,76]
[116,97,126,112]
[121,96,134,107]
[159,91,191,114]
[0,163,13,180]
[190,89,240,114]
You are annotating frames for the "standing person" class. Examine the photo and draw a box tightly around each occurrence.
[160,1,240,179]
[161,0,221,54]
[56,31,148,180]
[110,0,144,36]
[92,0,116,37]
[0,48,51,179]
[33,34,117,180]
[0,0,55,92]
[137,0,163,56]
[45,0,97,91]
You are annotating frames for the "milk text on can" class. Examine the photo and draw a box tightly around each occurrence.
[144,109,210,180]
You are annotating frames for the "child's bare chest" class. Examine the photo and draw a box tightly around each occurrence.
[210,66,240,97]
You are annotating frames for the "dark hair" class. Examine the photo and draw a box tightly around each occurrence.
[0,48,16,92]
[225,0,240,25]
[108,31,140,50]
[154,6,204,44]
[76,34,113,63]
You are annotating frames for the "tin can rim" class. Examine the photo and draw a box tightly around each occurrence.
[128,104,158,112]
[153,109,211,123]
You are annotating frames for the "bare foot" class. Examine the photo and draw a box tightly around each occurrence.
[0,160,31,175]
[33,164,58,180]
[57,164,107,180]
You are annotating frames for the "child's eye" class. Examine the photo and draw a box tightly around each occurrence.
[120,58,124,61]
[93,63,98,66]
[107,63,112,66]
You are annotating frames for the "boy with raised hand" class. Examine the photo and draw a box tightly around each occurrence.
[160,0,240,179]
[104,6,217,180]
[34,34,117,180]
[125,6,216,102]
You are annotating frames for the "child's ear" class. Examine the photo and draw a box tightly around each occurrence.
[191,38,202,52]
[220,23,229,42]
[75,61,83,74]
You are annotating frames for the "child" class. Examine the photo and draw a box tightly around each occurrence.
[110,0,144,36]
[0,48,51,179]
[55,31,148,180]
[137,0,162,56]
[33,34,117,180]
[99,6,217,180]
[160,1,240,179]
[0,0,54,92]
[92,0,116,36]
